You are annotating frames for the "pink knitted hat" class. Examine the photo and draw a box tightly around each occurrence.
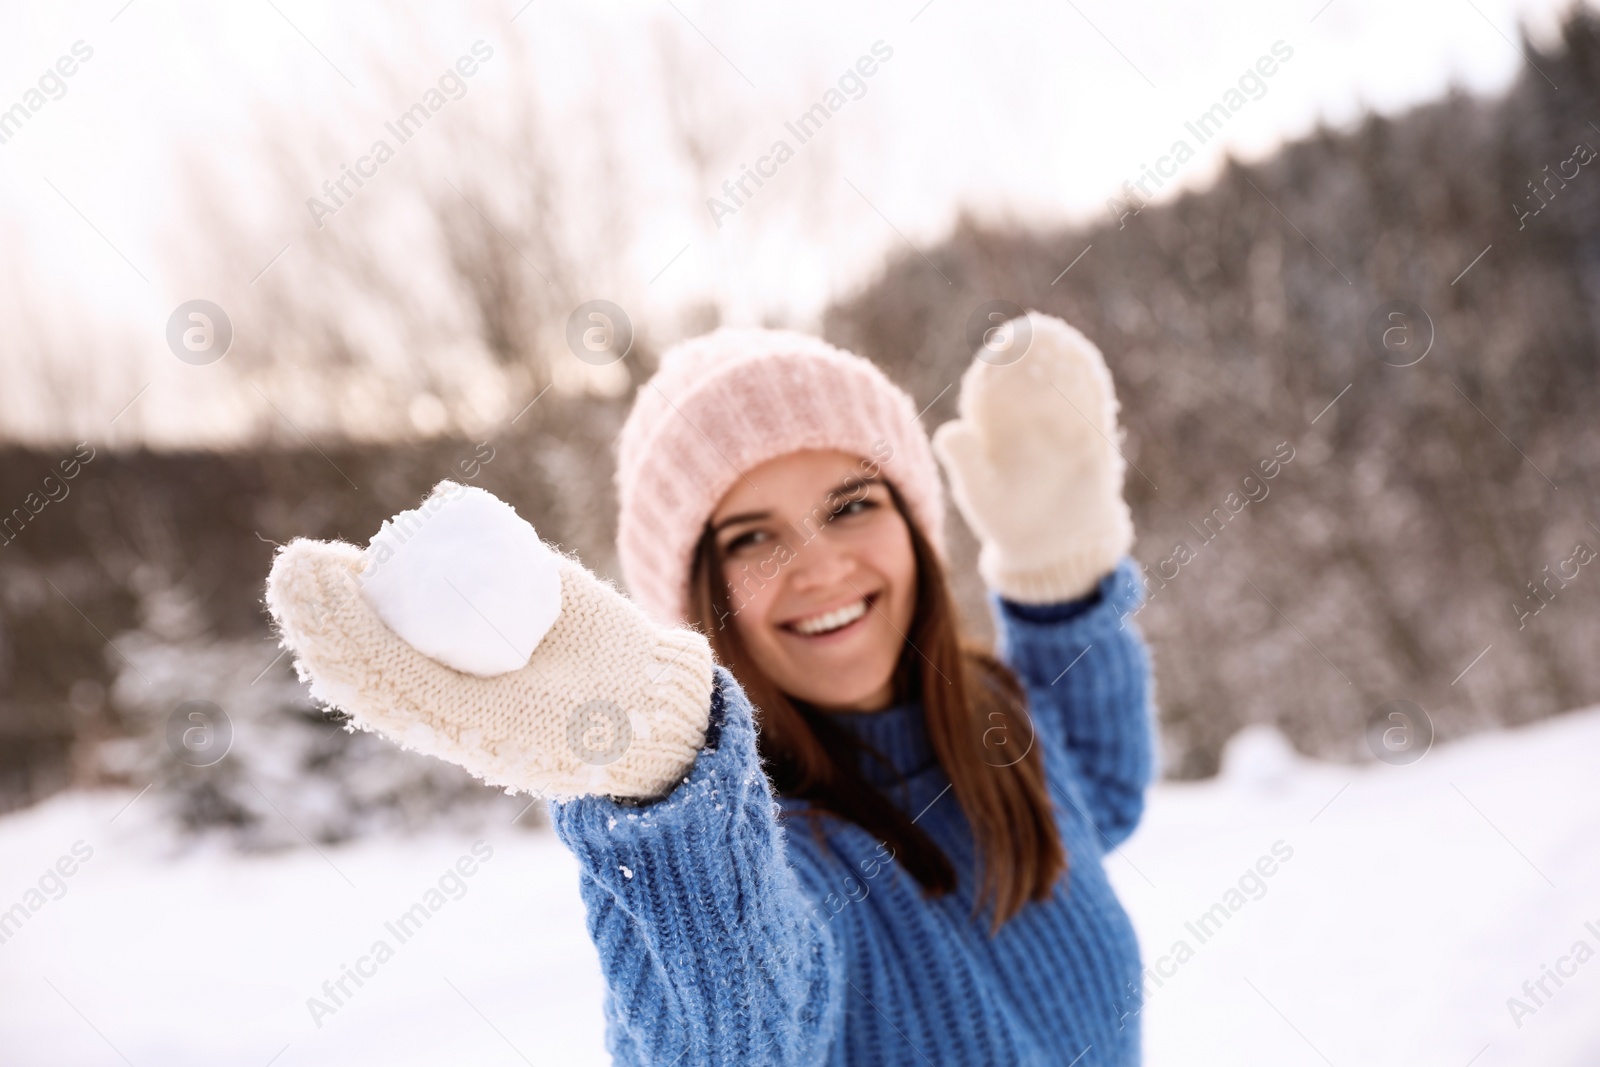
[615,327,946,625]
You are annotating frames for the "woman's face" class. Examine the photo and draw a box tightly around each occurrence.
[708,449,917,713]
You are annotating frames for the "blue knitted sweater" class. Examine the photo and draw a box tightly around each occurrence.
[550,559,1155,1065]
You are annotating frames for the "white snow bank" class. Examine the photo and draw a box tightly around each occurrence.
[1110,707,1600,1067]
[0,799,606,1066]
[2,706,1597,1065]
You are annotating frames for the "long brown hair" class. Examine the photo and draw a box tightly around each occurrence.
[687,479,1067,933]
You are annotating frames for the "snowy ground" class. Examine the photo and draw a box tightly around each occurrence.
[3,707,1597,1066]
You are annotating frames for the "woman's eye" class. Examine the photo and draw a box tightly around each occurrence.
[832,498,876,520]
[722,530,768,556]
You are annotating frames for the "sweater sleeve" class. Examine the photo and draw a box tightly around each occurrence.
[547,665,843,1067]
[989,557,1156,850]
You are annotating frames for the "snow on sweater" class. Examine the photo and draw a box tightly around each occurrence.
[549,558,1155,1065]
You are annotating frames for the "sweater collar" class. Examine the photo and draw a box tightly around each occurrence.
[823,697,940,786]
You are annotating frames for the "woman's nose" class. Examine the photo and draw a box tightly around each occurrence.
[787,533,856,591]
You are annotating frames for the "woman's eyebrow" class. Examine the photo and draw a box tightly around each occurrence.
[826,473,881,499]
[711,509,770,533]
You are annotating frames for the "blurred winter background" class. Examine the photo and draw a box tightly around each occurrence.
[3,0,1599,1063]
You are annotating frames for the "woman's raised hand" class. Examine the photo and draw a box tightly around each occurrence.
[263,482,715,800]
[931,310,1135,603]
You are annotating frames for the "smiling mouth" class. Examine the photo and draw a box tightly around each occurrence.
[784,595,874,636]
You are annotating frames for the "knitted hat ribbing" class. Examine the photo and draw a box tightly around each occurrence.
[615,327,946,626]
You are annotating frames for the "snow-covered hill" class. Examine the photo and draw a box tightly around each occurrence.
[2,706,1597,1065]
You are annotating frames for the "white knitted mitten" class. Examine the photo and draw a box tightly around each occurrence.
[263,485,715,800]
[932,310,1135,603]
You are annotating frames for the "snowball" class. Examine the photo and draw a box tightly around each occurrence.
[358,481,562,677]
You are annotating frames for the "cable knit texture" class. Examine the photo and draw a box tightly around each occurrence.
[550,559,1154,1065]
[263,538,715,800]
[614,327,946,626]
[933,311,1136,603]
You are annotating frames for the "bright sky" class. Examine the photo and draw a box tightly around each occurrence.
[0,0,1580,445]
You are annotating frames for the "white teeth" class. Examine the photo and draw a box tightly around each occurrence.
[790,598,869,635]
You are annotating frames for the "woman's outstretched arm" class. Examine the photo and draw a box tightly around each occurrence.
[262,483,844,1064]
[989,559,1156,849]
[550,666,843,1066]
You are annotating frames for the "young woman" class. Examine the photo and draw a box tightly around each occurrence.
[265,311,1156,1065]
